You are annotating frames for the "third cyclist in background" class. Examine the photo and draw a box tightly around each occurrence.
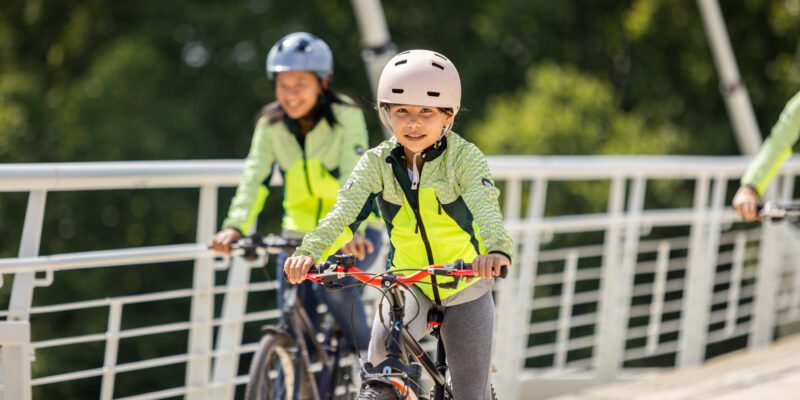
[733,90,800,221]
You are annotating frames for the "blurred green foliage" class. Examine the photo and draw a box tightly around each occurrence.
[1,0,799,397]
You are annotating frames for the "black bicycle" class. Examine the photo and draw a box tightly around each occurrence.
[229,235,358,400]
[307,257,506,400]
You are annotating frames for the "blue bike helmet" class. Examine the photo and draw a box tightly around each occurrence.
[266,32,333,80]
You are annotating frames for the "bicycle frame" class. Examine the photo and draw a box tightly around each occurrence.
[308,258,505,398]
[266,267,372,399]
[230,235,353,399]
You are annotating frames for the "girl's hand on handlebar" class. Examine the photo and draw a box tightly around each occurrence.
[208,228,242,253]
[341,233,374,260]
[471,253,510,279]
[732,186,760,222]
[284,255,315,284]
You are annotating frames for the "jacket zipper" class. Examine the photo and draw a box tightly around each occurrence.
[388,148,443,304]
[413,200,435,266]
[410,177,441,305]
[299,135,321,228]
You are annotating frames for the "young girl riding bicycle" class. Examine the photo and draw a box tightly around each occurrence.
[285,49,513,399]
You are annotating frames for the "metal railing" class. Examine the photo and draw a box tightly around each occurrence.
[2,156,800,400]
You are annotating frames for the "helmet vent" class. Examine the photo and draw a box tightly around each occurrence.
[392,89,404,94]
[427,91,440,97]
[394,59,408,66]
[433,53,447,60]
[297,39,310,51]
[431,62,444,70]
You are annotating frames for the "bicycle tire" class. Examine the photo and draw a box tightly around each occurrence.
[357,382,403,400]
[245,332,303,400]
[323,352,355,400]
[432,380,498,400]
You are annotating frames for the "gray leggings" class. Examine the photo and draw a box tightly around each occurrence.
[367,287,495,400]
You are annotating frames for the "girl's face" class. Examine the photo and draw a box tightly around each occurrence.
[387,104,454,154]
[275,71,325,119]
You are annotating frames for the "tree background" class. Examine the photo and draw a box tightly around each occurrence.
[1,0,799,397]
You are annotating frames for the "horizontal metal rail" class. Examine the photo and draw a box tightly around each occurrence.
[3,156,800,400]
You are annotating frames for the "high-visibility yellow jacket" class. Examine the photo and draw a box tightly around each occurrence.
[295,132,513,303]
[223,100,368,247]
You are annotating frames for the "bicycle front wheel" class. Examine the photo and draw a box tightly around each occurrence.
[431,376,498,400]
[245,332,301,400]
[357,382,401,400]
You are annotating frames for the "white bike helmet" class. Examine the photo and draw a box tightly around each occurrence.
[376,50,461,129]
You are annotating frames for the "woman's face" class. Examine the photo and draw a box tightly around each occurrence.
[386,104,453,154]
[275,71,325,119]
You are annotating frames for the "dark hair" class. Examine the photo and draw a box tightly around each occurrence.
[255,85,354,127]
[376,102,455,116]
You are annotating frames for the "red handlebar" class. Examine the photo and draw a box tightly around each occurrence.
[306,263,506,288]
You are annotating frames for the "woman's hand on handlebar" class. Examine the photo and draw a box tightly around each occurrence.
[284,254,315,284]
[471,253,510,279]
[340,233,374,261]
[208,228,242,253]
[732,186,760,222]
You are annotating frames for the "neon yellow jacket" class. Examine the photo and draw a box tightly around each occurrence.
[222,100,368,241]
[295,133,513,303]
[742,90,800,194]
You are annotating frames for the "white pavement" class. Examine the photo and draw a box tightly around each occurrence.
[553,334,800,400]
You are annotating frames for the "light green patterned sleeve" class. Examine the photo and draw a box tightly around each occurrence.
[741,91,800,194]
[456,142,514,260]
[294,149,383,261]
[222,119,274,233]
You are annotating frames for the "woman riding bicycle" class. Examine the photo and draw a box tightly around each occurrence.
[733,90,800,221]
[284,49,513,399]
[208,32,381,353]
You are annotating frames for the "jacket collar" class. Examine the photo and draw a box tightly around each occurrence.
[384,134,448,165]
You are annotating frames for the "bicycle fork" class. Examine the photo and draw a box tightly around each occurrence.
[360,290,425,397]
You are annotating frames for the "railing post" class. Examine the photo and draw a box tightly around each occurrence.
[594,176,645,382]
[751,221,782,346]
[210,256,253,399]
[646,241,671,355]
[494,177,545,399]
[0,321,31,400]
[100,302,123,400]
[8,190,47,321]
[186,185,218,400]
[554,250,579,370]
[678,176,725,366]
[724,232,747,338]
[1,190,47,400]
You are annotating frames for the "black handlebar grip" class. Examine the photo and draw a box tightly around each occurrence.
[459,260,508,279]
[498,265,508,279]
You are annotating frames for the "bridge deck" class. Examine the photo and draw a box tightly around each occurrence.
[554,334,800,400]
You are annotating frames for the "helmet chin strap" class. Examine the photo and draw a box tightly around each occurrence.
[379,106,394,132]
[410,124,451,190]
